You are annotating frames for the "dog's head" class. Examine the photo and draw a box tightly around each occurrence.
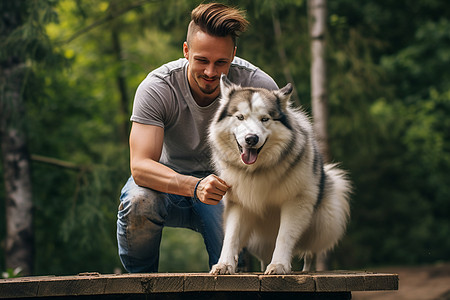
[210,74,293,167]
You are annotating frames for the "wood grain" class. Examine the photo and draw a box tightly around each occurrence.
[0,271,398,298]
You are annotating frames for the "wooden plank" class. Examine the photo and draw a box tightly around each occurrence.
[314,274,349,292]
[312,271,374,292]
[0,277,40,298]
[37,275,107,297]
[342,273,366,291]
[260,275,315,292]
[103,274,147,294]
[184,274,216,292]
[103,273,184,294]
[0,271,398,298]
[143,273,184,293]
[364,272,399,291]
[214,274,260,291]
[183,274,260,292]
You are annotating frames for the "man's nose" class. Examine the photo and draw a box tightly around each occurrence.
[204,63,216,78]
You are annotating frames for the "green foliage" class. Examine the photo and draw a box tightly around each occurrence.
[1,0,449,275]
[0,1,57,64]
[1,267,23,279]
[327,0,450,268]
[159,228,209,272]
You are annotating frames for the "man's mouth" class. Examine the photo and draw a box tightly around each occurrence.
[201,76,218,83]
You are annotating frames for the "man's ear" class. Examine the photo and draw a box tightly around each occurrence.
[183,42,189,59]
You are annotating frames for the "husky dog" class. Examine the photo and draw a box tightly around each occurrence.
[209,75,351,275]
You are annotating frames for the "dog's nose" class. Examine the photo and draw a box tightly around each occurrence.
[245,134,259,146]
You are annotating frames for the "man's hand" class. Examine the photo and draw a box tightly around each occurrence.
[195,174,230,205]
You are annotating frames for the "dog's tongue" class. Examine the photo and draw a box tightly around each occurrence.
[241,148,258,165]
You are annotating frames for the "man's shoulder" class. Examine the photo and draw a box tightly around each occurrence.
[138,58,188,95]
[230,56,258,72]
[229,57,278,90]
[150,58,187,78]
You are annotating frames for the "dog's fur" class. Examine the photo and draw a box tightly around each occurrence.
[209,75,351,275]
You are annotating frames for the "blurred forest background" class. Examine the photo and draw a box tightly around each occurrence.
[1,0,449,276]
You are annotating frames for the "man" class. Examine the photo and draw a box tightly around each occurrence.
[117,3,278,273]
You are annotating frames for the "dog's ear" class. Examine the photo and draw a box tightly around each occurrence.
[216,74,236,122]
[220,74,236,98]
[279,83,293,96]
[275,83,293,109]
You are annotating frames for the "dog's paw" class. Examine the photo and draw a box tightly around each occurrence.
[264,263,291,275]
[210,263,236,275]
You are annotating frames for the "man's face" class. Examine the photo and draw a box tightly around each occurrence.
[184,30,236,103]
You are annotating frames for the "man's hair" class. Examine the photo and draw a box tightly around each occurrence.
[186,3,249,47]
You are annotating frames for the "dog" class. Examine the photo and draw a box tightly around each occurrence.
[208,75,351,275]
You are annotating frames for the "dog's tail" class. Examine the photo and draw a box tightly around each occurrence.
[324,163,352,224]
[297,164,352,270]
[325,163,351,197]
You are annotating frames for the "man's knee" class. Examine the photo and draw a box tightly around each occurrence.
[119,186,168,225]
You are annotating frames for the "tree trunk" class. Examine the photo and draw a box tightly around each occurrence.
[0,63,34,276]
[111,28,130,145]
[308,0,330,270]
[308,0,330,163]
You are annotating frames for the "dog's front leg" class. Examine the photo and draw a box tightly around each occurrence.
[210,203,242,275]
[265,200,314,275]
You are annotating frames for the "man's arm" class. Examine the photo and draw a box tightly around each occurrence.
[129,122,229,205]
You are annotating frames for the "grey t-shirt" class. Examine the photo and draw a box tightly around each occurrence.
[131,56,278,176]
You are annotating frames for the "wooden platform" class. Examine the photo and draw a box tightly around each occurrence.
[0,271,398,299]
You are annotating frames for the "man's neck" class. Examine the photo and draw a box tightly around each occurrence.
[192,92,217,107]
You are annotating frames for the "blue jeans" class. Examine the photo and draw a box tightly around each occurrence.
[117,176,224,273]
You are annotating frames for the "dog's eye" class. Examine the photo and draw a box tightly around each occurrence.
[261,117,270,123]
[236,114,244,121]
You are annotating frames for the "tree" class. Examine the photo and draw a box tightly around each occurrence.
[308,0,330,162]
[0,59,34,276]
[1,1,34,276]
[308,0,330,270]
[0,1,57,275]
